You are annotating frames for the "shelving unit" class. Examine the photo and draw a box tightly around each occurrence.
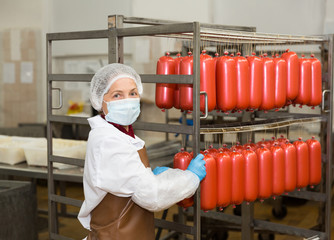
[46,15,333,240]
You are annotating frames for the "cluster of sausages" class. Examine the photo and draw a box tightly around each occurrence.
[156,50,322,113]
[173,136,321,211]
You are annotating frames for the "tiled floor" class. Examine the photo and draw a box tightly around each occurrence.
[36,182,334,240]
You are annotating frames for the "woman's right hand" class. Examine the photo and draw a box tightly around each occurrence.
[186,154,206,181]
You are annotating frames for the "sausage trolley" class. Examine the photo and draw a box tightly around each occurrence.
[46,15,333,239]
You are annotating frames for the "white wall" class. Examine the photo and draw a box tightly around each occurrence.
[324,0,334,34]
[0,0,46,124]
[213,0,326,35]
[0,0,45,30]
[49,0,132,56]
[132,0,213,23]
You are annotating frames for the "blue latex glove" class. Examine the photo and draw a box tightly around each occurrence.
[153,166,169,175]
[187,154,206,181]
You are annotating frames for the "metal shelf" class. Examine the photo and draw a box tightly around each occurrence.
[46,14,333,240]
[200,116,324,134]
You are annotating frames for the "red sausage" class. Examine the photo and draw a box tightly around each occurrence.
[216,51,237,112]
[256,147,273,200]
[306,137,322,187]
[203,146,219,158]
[260,54,275,111]
[201,154,217,210]
[155,52,176,109]
[293,138,310,189]
[273,55,287,109]
[280,141,297,193]
[281,49,299,101]
[271,144,285,197]
[308,54,322,107]
[295,55,311,106]
[247,53,263,110]
[235,52,250,110]
[230,151,245,205]
[200,50,216,112]
[243,148,258,203]
[216,152,232,208]
[218,144,230,153]
[179,52,193,111]
[173,149,193,208]
[173,53,183,109]
[231,142,244,153]
[243,140,257,151]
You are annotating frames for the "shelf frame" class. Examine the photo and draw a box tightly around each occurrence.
[46,14,333,240]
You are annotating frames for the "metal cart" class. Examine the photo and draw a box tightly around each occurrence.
[46,15,333,240]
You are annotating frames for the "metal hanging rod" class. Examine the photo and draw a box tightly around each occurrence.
[109,15,326,44]
[121,16,256,32]
[156,30,326,45]
[200,116,324,134]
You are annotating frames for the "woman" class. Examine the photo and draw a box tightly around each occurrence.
[78,63,206,240]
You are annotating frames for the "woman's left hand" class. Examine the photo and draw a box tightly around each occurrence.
[153,166,169,175]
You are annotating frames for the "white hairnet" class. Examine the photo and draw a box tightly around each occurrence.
[90,63,143,111]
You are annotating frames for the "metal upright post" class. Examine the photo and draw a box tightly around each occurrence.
[241,202,254,239]
[108,15,124,63]
[46,37,58,239]
[324,34,333,239]
[192,21,201,240]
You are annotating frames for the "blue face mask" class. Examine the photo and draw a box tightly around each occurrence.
[104,98,141,126]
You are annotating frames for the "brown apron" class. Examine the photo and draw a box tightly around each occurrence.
[87,147,155,240]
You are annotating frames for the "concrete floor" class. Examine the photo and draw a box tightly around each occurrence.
[36,182,334,240]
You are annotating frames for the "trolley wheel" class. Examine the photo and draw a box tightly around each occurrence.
[272,204,287,219]
[258,232,275,240]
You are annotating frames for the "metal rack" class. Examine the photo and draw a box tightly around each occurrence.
[46,15,333,240]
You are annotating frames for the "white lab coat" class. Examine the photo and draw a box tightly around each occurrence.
[78,115,199,230]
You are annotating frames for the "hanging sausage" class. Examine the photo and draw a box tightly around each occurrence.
[218,144,230,153]
[256,138,272,149]
[280,141,297,193]
[306,137,322,187]
[179,50,216,112]
[281,49,299,102]
[247,52,263,111]
[216,51,237,112]
[273,54,287,109]
[230,151,245,206]
[293,138,310,189]
[243,140,257,151]
[179,52,194,111]
[276,135,288,145]
[155,52,176,110]
[271,143,285,197]
[308,54,322,108]
[243,148,259,203]
[216,152,232,209]
[294,55,311,106]
[174,53,183,109]
[201,154,217,210]
[200,50,216,112]
[256,146,273,201]
[204,145,219,158]
[260,54,275,111]
[173,149,194,208]
[213,52,220,112]
[235,52,250,111]
[231,142,244,153]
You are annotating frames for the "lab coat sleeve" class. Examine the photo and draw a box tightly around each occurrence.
[132,168,200,212]
[92,132,199,212]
